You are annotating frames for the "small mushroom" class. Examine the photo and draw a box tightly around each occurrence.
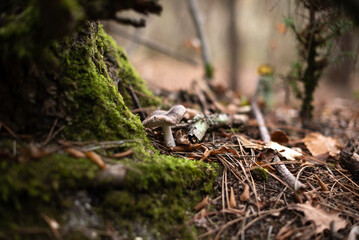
[142,105,187,147]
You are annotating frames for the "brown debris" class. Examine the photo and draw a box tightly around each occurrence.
[229,187,237,208]
[110,149,133,159]
[144,88,359,239]
[194,196,209,211]
[85,151,107,169]
[304,132,341,157]
[270,130,289,144]
[239,184,250,202]
[64,148,86,158]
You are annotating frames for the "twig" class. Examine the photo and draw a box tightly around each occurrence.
[251,77,306,192]
[222,168,226,211]
[273,155,306,191]
[113,29,198,66]
[251,79,270,144]
[186,0,213,80]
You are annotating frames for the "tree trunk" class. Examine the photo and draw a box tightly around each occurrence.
[0,2,217,239]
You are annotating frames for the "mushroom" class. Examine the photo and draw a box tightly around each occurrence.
[142,105,187,147]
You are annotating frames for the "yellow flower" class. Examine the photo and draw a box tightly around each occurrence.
[257,64,274,76]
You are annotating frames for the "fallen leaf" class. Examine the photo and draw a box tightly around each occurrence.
[85,151,107,169]
[200,146,238,161]
[110,149,133,159]
[239,184,250,202]
[236,135,263,149]
[175,130,191,145]
[265,141,302,160]
[194,196,209,211]
[289,201,347,234]
[304,132,341,157]
[229,187,237,208]
[65,148,86,158]
[271,130,289,144]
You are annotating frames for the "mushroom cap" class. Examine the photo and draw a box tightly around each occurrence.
[142,105,187,128]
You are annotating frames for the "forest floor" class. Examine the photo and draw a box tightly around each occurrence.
[143,77,359,239]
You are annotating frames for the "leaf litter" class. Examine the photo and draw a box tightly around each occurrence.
[144,84,359,239]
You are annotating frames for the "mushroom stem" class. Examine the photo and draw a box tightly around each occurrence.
[162,126,176,147]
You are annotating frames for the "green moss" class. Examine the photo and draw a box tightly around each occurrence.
[0,155,99,203]
[251,167,269,182]
[101,154,218,237]
[52,22,161,143]
[96,28,161,108]
[205,63,214,79]
[0,150,218,239]
[53,23,145,142]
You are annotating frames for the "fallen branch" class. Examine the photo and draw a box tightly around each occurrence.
[273,154,306,191]
[251,77,306,192]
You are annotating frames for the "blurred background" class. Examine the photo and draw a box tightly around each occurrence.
[102,0,359,107]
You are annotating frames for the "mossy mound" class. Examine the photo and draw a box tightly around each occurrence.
[0,152,218,239]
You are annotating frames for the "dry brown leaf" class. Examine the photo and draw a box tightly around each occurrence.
[110,149,133,159]
[171,143,203,152]
[271,130,289,144]
[229,187,237,208]
[200,146,238,161]
[175,129,191,145]
[289,201,347,234]
[239,184,250,202]
[194,196,209,211]
[237,135,263,149]
[65,148,86,158]
[85,151,107,169]
[304,132,341,157]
